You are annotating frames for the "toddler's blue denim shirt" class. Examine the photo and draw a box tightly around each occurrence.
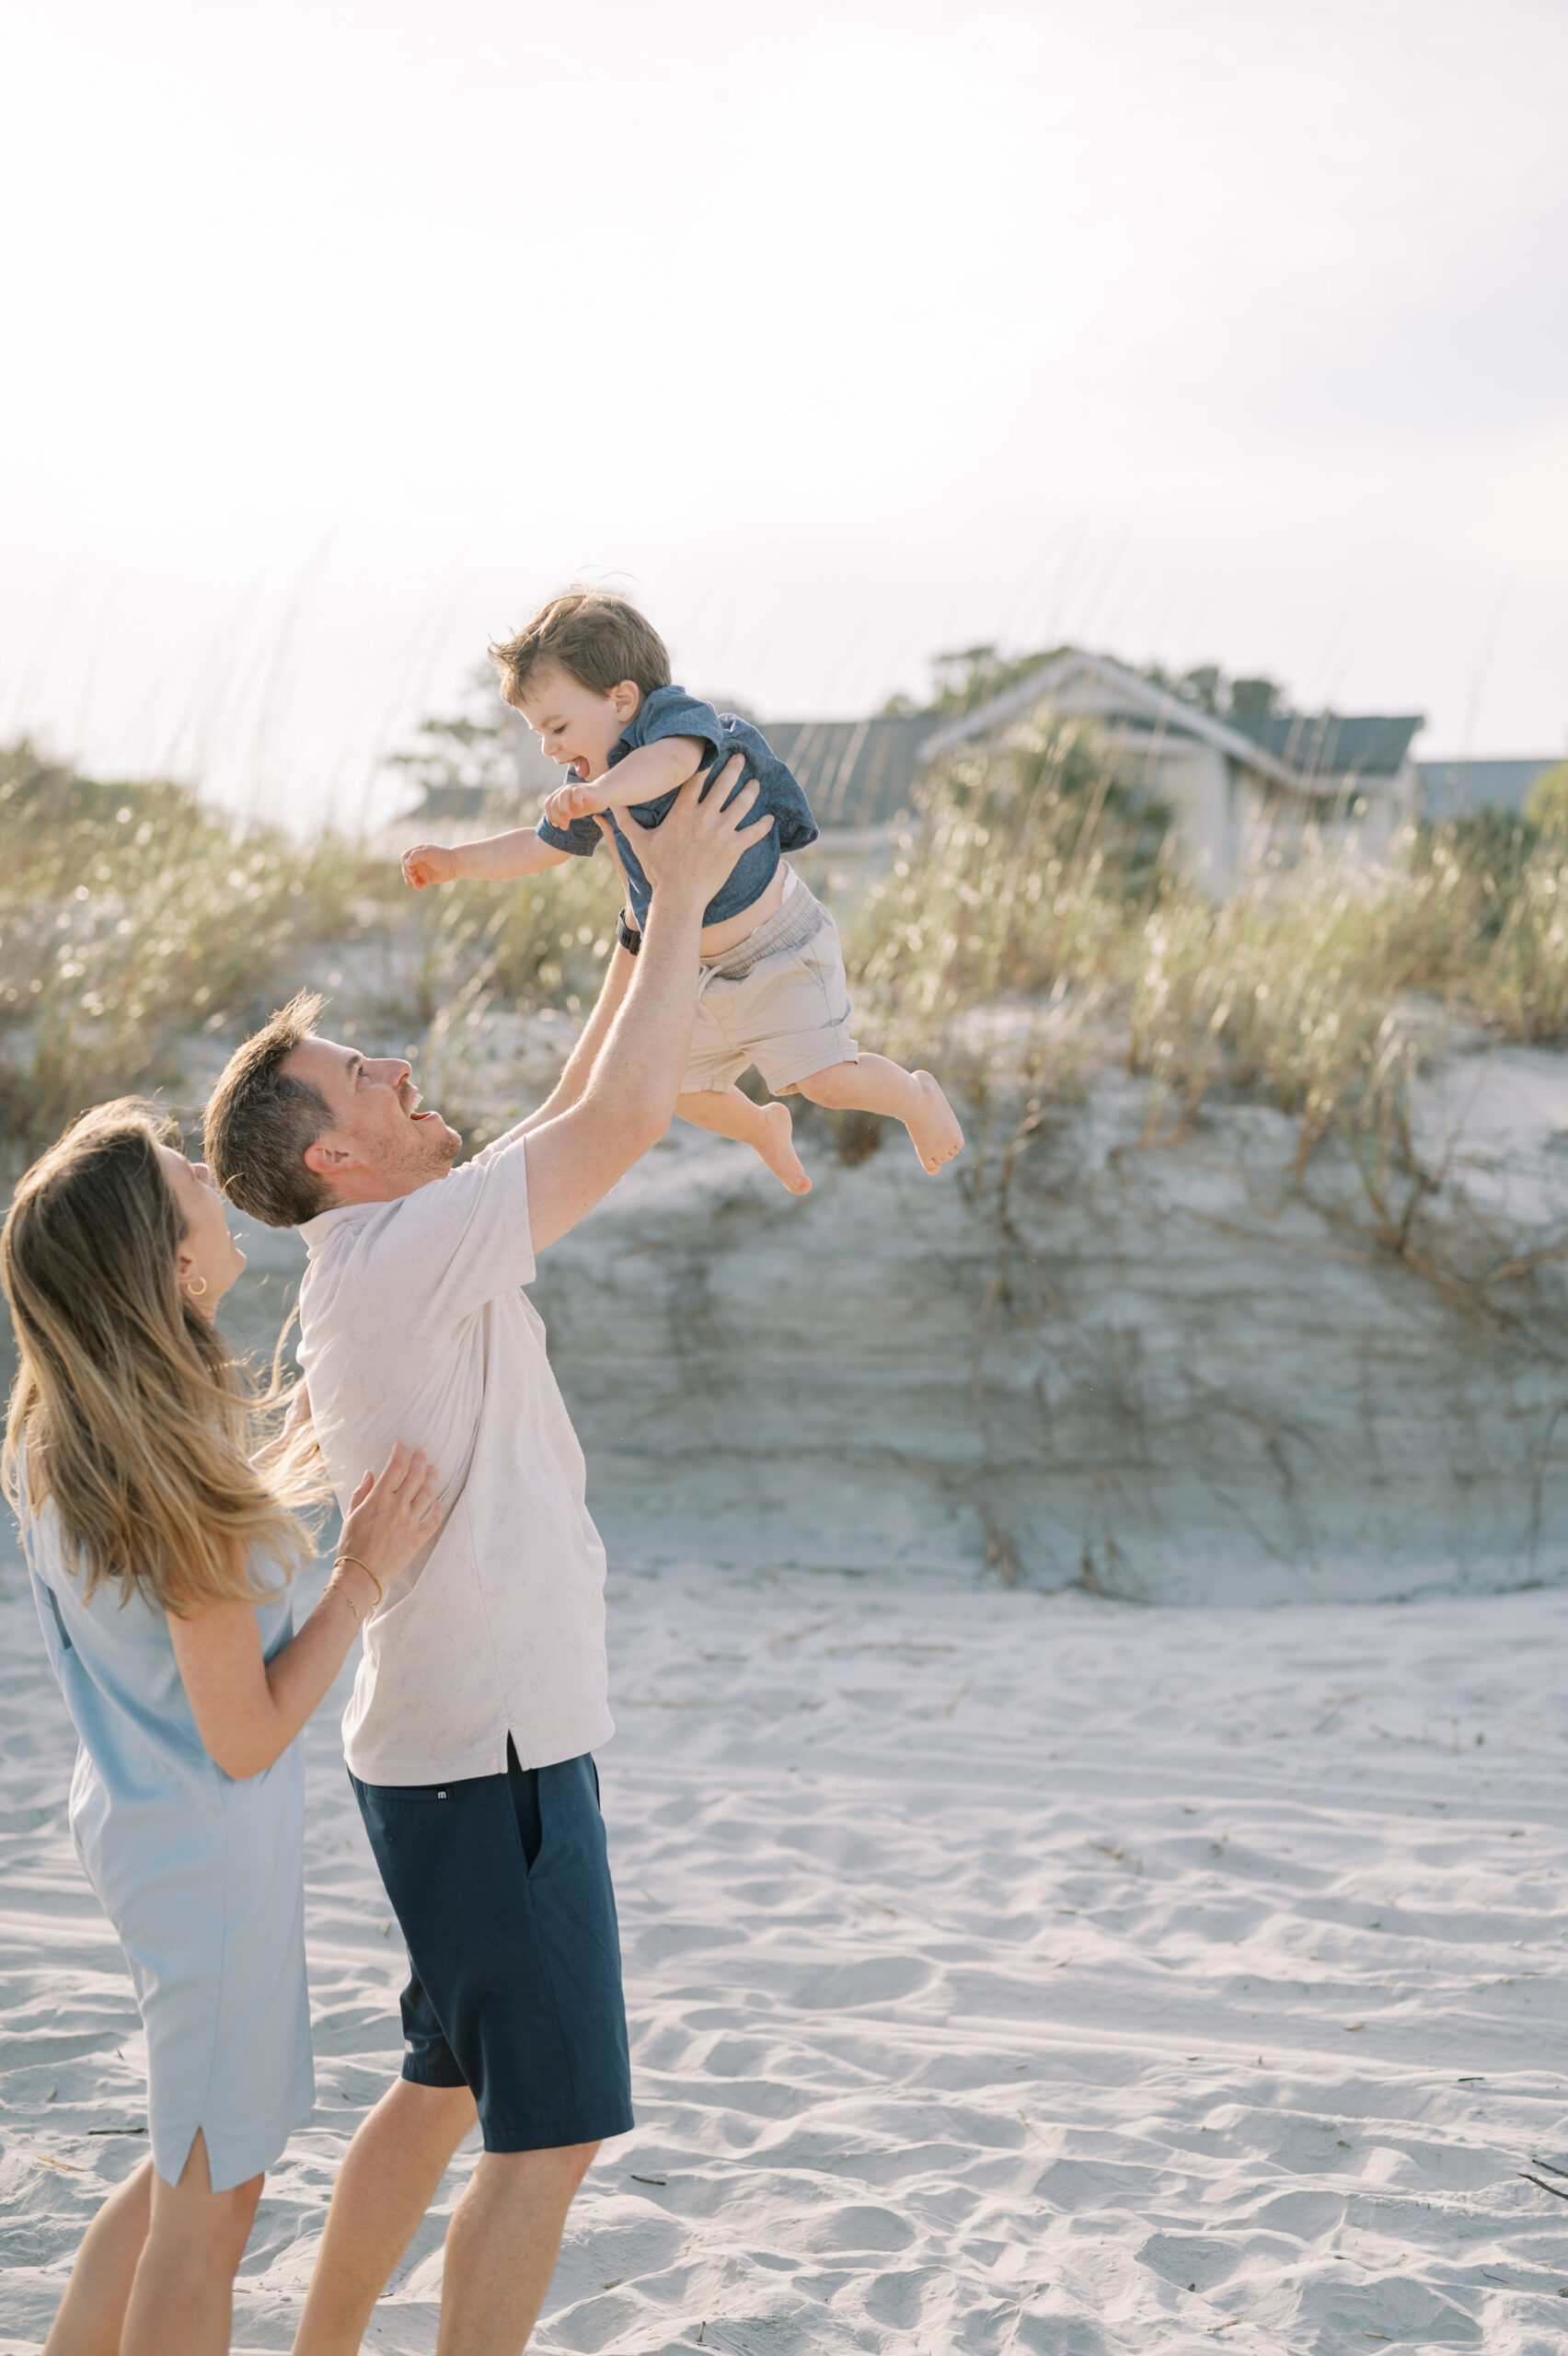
[535,686,819,930]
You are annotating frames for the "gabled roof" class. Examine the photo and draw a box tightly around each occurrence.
[1228,710,1423,778]
[916,653,1304,790]
[760,714,934,829]
[916,652,1422,797]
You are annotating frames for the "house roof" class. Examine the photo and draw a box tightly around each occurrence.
[405,660,1441,841]
[1228,710,1423,778]
[760,715,936,830]
[404,713,939,836]
[917,652,1424,798]
[916,652,1306,791]
[1418,757,1561,821]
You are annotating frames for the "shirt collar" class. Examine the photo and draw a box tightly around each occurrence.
[299,1201,376,1253]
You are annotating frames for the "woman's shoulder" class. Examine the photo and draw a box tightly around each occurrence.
[18,1441,291,1628]
[20,1479,160,1632]
[15,1454,69,1581]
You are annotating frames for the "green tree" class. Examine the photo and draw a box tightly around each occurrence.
[386,666,524,812]
[1524,760,1568,833]
[1228,676,1285,718]
[880,641,1073,720]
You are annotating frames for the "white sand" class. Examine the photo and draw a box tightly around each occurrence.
[4,1553,1568,2353]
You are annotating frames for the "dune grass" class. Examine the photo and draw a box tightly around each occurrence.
[0,742,380,1161]
[843,719,1568,1259]
[852,718,1568,1059]
[0,740,625,1171]
[6,722,1567,1191]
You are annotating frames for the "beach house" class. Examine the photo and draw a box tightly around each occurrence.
[907,653,1424,890]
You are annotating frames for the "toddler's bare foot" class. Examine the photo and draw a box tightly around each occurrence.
[906,1071,964,1173]
[755,1101,812,1195]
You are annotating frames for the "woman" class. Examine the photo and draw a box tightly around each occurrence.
[2,1099,441,2356]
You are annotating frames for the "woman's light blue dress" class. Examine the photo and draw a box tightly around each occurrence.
[19,1463,313,2193]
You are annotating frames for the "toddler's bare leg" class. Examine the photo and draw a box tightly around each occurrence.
[795,1057,963,1173]
[676,1086,811,1195]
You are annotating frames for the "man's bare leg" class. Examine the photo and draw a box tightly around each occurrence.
[675,1085,811,1194]
[292,2080,477,2356]
[41,2156,153,2356]
[292,2080,595,2356]
[796,1055,963,1172]
[434,2141,598,2355]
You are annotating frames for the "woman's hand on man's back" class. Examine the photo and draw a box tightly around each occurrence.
[338,1444,443,1597]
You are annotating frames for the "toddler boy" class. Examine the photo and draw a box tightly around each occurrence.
[402,591,963,1190]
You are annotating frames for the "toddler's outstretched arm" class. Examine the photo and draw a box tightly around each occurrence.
[541,735,707,833]
[402,828,574,889]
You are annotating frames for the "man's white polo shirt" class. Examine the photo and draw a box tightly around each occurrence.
[297,1126,612,1785]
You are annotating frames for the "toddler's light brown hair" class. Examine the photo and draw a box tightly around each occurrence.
[490,591,671,709]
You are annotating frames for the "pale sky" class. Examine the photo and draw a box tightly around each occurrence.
[2,0,1564,827]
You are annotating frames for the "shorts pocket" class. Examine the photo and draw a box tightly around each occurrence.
[363,1779,470,1807]
[508,1750,543,1874]
[801,929,851,1027]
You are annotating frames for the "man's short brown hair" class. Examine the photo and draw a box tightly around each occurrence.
[489,591,671,710]
[203,991,334,1230]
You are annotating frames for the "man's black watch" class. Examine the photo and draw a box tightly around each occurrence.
[615,910,641,956]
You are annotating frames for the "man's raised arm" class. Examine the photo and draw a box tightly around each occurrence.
[522,757,768,1253]
[515,814,641,1138]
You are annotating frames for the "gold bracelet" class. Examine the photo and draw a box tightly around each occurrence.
[325,1575,362,1625]
[334,1553,385,1606]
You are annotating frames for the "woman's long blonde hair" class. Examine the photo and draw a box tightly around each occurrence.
[2,1098,318,1611]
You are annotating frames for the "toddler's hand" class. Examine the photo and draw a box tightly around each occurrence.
[402,842,459,890]
[542,779,599,831]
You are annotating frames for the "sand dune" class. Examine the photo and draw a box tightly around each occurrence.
[530,1052,1568,1603]
[5,1546,1568,2352]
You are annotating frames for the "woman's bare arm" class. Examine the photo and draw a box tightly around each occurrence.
[169,1445,441,1780]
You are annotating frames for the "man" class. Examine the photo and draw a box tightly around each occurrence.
[203,764,767,2356]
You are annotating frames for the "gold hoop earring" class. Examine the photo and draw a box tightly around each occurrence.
[185,1275,208,1299]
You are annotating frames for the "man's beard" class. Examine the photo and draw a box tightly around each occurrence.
[397,1111,462,1187]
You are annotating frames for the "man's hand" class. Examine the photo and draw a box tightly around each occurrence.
[625,755,769,909]
[402,842,460,890]
[542,779,601,832]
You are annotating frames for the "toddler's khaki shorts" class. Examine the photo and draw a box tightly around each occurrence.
[684,880,858,1096]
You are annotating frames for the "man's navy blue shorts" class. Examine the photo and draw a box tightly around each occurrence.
[350,1744,633,2153]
